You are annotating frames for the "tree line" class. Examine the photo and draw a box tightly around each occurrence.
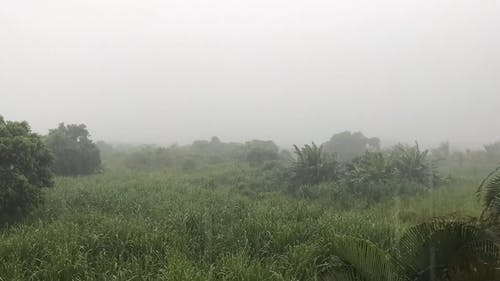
[0,117,101,225]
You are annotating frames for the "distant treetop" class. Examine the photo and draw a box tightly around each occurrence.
[322,131,380,161]
[45,123,101,176]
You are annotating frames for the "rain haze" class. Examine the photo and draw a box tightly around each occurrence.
[1,0,499,148]
[3,1,500,278]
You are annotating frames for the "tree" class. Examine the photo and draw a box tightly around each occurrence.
[0,116,53,225]
[45,123,101,176]
[210,136,221,145]
[391,143,439,187]
[322,131,380,161]
[431,142,450,161]
[243,140,280,166]
[347,151,395,185]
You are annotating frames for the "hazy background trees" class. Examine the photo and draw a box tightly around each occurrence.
[322,131,380,161]
[45,123,101,176]
[118,137,285,171]
[244,140,280,166]
[2,115,500,279]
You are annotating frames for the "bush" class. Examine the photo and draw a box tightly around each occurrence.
[0,116,53,225]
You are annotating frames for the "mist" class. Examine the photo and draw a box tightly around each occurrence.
[1,0,499,148]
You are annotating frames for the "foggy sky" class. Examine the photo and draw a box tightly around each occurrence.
[1,0,499,148]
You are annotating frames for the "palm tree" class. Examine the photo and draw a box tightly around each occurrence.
[347,151,395,185]
[292,142,338,185]
[392,143,438,187]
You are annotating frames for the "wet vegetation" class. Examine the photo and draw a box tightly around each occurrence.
[1,116,500,280]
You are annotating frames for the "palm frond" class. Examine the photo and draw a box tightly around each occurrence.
[395,219,499,281]
[321,235,408,281]
[477,166,500,224]
[446,239,500,281]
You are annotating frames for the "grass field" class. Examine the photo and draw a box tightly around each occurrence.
[0,168,483,281]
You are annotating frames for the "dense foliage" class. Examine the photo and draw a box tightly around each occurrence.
[318,168,500,281]
[287,142,442,203]
[120,137,286,171]
[0,167,496,280]
[0,116,53,225]
[2,121,500,280]
[45,123,101,176]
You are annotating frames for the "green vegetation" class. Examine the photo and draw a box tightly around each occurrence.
[322,131,380,161]
[45,123,101,176]
[0,170,489,280]
[119,137,286,172]
[1,121,500,280]
[291,143,339,186]
[478,167,500,241]
[0,116,54,226]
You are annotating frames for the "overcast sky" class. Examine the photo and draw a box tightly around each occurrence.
[1,0,499,148]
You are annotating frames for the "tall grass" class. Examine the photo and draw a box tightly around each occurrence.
[0,170,481,280]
